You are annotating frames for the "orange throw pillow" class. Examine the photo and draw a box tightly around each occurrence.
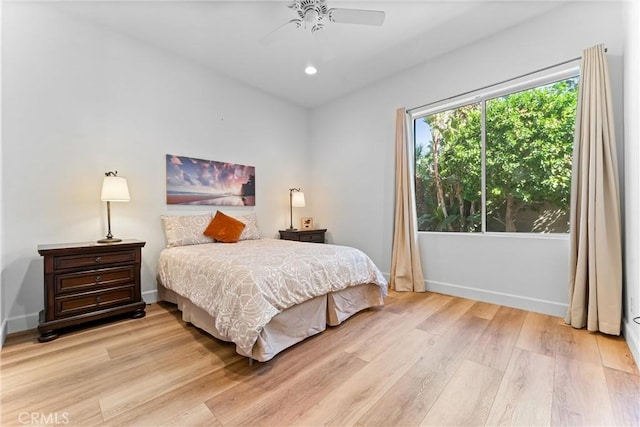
[203,211,246,243]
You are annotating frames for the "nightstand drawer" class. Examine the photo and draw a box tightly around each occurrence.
[55,286,135,317]
[279,229,327,244]
[53,249,137,270]
[56,266,135,294]
[299,232,324,243]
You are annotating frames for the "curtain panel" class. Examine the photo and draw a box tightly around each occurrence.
[566,44,622,335]
[391,108,426,292]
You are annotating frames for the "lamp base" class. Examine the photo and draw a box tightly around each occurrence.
[97,237,122,244]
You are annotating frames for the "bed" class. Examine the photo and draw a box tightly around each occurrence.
[156,213,387,361]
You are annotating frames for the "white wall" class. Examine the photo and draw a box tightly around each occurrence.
[1,3,310,334]
[0,0,5,346]
[623,0,640,365]
[311,2,627,317]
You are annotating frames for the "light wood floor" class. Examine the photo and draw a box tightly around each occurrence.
[1,291,639,426]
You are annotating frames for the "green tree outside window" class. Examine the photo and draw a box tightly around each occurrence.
[414,77,578,233]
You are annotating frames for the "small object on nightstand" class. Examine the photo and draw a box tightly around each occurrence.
[279,229,327,244]
[37,239,146,342]
[301,217,313,230]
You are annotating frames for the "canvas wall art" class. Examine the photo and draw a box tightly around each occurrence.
[166,154,255,206]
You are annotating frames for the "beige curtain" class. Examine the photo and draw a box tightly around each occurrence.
[566,44,622,335]
[390,107,425,292]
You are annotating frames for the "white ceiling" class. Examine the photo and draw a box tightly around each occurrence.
[50,0,567,108]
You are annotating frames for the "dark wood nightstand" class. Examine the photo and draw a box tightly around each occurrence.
[37,239,146,342]
[279,229,327,244]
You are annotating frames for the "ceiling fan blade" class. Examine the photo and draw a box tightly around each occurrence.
[328,8,385,26]
[259,19,300,46]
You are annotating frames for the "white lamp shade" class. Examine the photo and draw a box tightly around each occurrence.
[101,176,130,202]
[292,191,305,207]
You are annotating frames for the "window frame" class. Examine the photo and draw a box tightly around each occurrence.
[408,62,580,236]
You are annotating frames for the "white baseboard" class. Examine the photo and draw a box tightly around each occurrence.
[7,311,39,335]
[143,289,158,304]
[623,319,640,368]
[1,319,7,349]
[425,279,568,317]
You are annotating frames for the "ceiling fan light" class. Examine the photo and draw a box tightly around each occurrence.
[305,65,318,75]
[305,9,319,23]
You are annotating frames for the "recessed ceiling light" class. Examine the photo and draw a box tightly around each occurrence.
[305,65,317,75]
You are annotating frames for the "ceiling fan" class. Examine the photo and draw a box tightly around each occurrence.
[262,0,386,43]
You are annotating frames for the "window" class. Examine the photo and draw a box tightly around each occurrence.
[413,70,579,233]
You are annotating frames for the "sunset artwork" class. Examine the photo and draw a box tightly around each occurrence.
[166,154,255,206]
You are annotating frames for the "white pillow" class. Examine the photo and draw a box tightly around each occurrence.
[234,213,261,240]
[160,213,215,247]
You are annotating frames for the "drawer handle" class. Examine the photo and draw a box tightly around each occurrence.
[96,296,102,303]
[94,256,102,263]
[95,276,102,282]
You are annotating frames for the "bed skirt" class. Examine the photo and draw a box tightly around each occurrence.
[158,283,383,361]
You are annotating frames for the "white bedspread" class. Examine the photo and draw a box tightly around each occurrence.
[157,238,387,355]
